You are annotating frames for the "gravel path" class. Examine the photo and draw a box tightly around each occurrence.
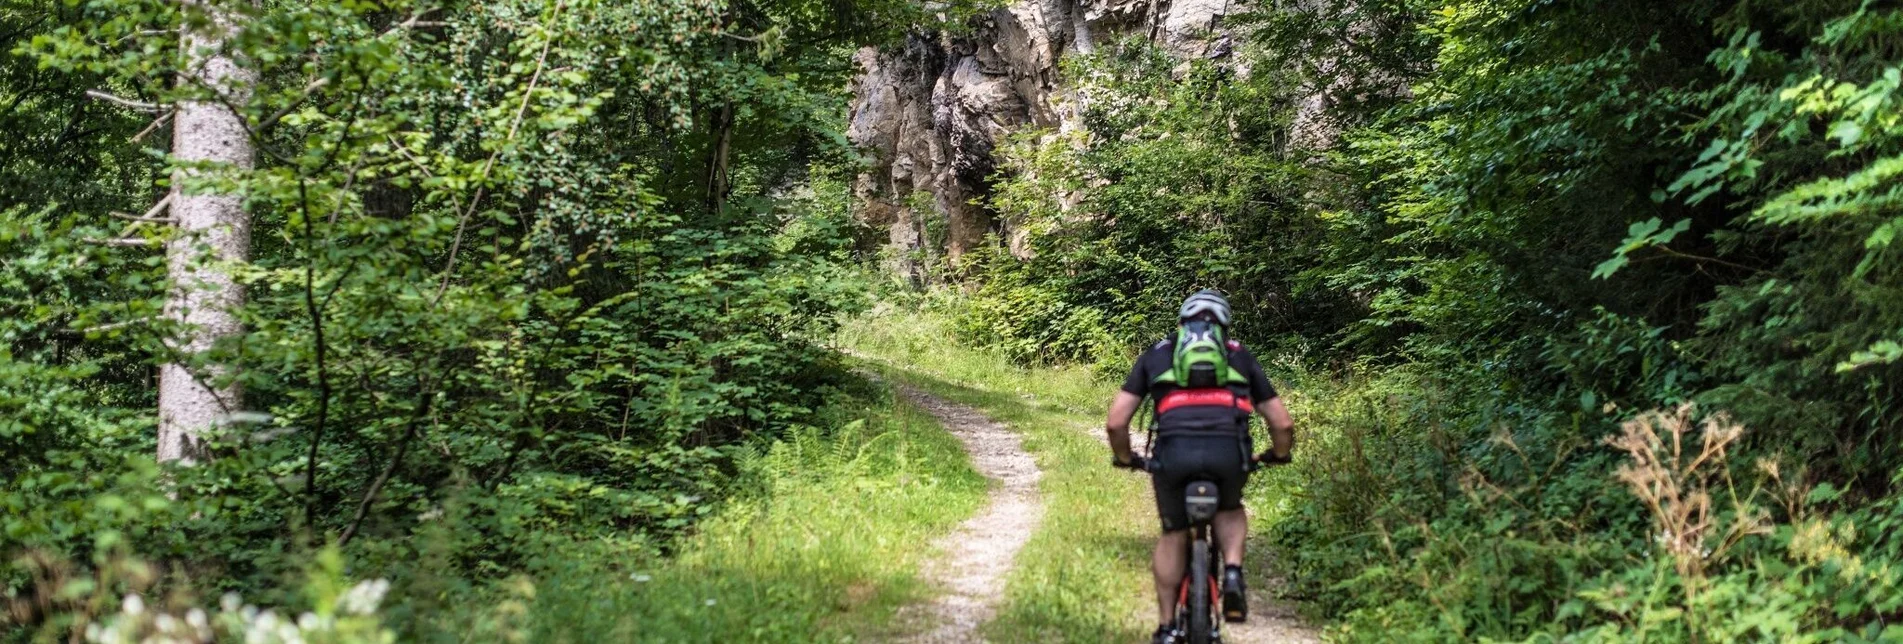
[893,384,1043,643]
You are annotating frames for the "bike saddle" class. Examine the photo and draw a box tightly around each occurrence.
[1185,480,1220,524]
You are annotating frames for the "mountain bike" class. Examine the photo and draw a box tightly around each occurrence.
[1118,396,1284,644]
[1125,457,1266,644]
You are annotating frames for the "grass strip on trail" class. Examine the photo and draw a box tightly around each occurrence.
[842,309,1163,642]
[494,386,989,643]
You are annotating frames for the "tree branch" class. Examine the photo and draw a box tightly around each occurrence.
[112,28,177,45]
[82,237,160,247]
[337,384,433,546]
[79,316,155,335]
[257,77,332,135]
[1651,246,1765,275]
[298,178,335,535]
[292,84,369,534]
[84,89,168,113]
[110,193,174,223]
[131,109,175,144]
[434,1,563,303]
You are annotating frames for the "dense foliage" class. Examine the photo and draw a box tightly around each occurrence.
[958,43,1355,367]
[0,0,924,638]
[962,0,1903,640]
[9,0,1903,639]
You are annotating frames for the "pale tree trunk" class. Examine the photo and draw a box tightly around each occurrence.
[158,0,254,463]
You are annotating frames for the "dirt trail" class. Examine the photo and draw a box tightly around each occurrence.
[893,384,1043,643]
[1084,425,1322,644]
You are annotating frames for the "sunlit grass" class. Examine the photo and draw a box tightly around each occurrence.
[841,306,1160,641]
[459,389,990,643]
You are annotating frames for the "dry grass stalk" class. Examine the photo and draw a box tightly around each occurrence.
[1606,403,1771,633]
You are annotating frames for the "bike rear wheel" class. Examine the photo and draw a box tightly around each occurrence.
[1187,540,1213,644]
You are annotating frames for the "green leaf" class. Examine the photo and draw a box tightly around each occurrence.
[1837,339,1903,372]
[1828,120,1863,147]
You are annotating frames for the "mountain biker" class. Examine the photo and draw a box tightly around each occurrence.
[1106,289,1295,644]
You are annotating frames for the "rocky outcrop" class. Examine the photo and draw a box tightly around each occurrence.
[847,0,1237,285]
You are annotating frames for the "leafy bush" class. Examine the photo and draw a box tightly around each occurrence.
[961,37,1356,364]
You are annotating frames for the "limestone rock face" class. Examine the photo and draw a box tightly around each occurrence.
[847,0,1235,284]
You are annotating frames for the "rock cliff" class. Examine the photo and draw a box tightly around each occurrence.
[846,0,1238,284]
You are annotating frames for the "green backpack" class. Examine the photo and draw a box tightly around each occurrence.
[1152,320,1249,389]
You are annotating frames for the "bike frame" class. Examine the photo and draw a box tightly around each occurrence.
[1173,488,1226,644]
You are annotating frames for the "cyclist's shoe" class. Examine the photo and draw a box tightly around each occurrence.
[1221,566,1248,623]
[1151,625,1178,644]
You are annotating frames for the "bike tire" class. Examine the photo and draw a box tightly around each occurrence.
[1187,542,1213,644]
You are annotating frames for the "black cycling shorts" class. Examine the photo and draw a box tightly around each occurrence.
[1149,434,1250,532]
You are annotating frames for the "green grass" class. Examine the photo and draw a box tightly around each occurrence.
[839,305,1312,641]
[443,386,991,643]
[424,304,1315,643]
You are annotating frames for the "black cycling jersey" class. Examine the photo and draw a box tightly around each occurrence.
[1120,338,1279,434]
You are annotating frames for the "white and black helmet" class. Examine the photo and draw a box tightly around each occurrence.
[1178,289,1232,327]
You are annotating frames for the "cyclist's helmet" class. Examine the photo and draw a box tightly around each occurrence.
[1178,289,1232,327]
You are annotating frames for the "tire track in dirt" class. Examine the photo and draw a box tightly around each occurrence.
[891,384,1043,643]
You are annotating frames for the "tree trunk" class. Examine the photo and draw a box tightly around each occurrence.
[158,0,254,463]
[705,102,733,214]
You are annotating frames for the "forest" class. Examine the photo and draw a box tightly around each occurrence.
[2,0,1900,642]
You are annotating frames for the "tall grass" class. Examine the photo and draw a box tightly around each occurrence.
[424,386,989,643]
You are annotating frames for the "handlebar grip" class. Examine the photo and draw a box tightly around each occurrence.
[1252,452,1291,471]
[1113,455,1158,472]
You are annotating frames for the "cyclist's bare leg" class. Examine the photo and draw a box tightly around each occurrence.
[1214,508,1246,567]
[1153,529,1189,624]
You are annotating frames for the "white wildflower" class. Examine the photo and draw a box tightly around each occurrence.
[339,579,390,615]
[248,610,279,644]
[277,621,306,644]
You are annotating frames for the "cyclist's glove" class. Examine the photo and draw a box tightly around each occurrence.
[1255,451,1292,466]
